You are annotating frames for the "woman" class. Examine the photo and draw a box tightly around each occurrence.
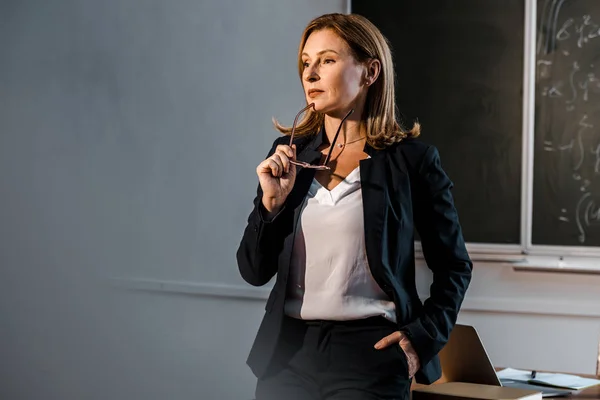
[237,13,472,400]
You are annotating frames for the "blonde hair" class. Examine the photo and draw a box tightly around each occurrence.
[274,13,420,148]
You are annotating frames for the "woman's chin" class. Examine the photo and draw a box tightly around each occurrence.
[315,105,351,119]
[308,100,351,117]
[309,100,332,114]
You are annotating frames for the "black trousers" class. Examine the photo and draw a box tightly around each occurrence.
[256,316,411,400]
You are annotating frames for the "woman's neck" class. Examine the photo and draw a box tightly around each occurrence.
[323,113,365,147]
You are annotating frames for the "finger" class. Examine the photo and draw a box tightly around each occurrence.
[274,150,290,174]
[289,145,298,174]
[256,159,269,174]
[257,159,277,176]
[398,332,411,346]
[374,331,401,350]
[269,158,283,177]
[258,158,281,177]
[270,154,285,176]
[276,144,295,159]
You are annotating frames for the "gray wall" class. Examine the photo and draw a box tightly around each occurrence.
[0,1,347,399]
[0,0,346,287]
[2,1,599,400]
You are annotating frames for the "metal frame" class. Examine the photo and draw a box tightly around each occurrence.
[522,0,537,254]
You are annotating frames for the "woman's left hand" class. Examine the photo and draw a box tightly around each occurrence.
[374,331,421,378]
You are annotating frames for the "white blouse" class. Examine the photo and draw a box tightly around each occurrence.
[284,166,397,322]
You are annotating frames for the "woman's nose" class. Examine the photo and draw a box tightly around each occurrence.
[304,67,320,83]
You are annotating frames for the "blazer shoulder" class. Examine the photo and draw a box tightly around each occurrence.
[393,138,436,172]
[396,137,433,155]
[268,133,316,149]
[271,135,289,147]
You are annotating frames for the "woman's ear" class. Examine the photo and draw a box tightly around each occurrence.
[365,58,381,86]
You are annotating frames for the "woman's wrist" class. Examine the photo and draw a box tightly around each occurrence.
[261,198,283,220]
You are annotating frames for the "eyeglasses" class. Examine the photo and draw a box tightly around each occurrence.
[288,103,354,170]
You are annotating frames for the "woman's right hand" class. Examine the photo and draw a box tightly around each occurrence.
[256,144,297,215]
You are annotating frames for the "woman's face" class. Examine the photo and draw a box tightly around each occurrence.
[301,29,368,116]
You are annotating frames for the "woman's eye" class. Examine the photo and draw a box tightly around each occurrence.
[323,59,334,64]
[302,62,309,68]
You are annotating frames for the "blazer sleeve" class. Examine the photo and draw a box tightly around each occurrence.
[402,145,473,366]
[236,137,291,287]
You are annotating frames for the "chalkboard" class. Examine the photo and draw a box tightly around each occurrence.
[533,0,600,246]
[352,0,525,244]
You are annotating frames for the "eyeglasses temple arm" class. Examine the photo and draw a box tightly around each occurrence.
[324,108,354,165]
[289,103,316,146]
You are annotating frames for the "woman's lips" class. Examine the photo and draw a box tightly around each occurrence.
[308,90,324,98]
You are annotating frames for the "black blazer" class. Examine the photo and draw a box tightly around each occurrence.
[237,129,472,384]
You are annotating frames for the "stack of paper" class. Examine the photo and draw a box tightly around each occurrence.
[497,368,600,390]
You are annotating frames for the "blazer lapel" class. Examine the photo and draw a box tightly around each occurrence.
[387,145,412,225]
[359,143,411,292]
[360,145,386,280]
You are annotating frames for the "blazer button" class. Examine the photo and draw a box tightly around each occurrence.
[253,225,258,232]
